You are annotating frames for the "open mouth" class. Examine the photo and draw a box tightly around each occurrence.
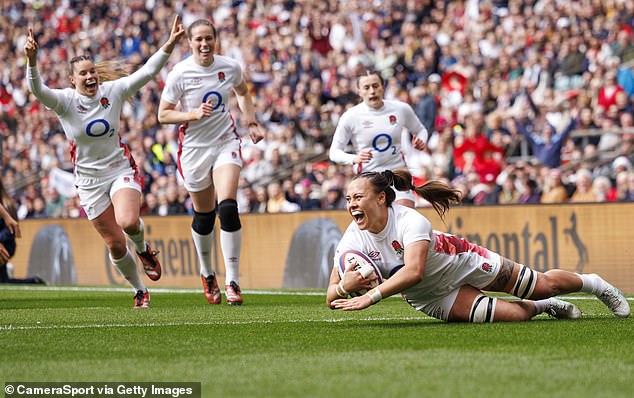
[85,80,97,90]
[200,48,211,55]
[351,210,365,223]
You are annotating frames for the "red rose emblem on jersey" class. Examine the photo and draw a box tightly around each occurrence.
[218,72,226,82]
[389,115,397,125]
[391,240,404,255]
[481,263,492,273]
[100,97,110,109]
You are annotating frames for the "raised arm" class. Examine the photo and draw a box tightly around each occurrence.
[121,15,185,96]
[24,28,66,113]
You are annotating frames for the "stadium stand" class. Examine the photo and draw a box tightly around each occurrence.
[1,0,633,218]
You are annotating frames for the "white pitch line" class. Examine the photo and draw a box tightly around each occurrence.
[0,285,324,295]
[0,316,429,332]
[1,286,631,301]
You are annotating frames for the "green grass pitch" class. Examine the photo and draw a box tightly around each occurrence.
[1,286,633,398]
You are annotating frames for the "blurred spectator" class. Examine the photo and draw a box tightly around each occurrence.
[143,192,160,216]
[518,177,541,204]
[3,0,634,214]
[323,185,347,210]
[44,187,66,218]
[295,179,323,211]
[569,168,598,203]
[252,186,269,214]
[592,175,615,202]
[266,181,300,213]
[540,168,569,204]
[498,175,520,205]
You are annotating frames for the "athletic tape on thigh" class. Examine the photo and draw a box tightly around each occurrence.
[512,265,537,299]
[469,294,497,323]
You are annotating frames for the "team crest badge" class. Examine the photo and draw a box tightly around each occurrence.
[481,263,493,273]
[124,177,130,183]
[100,97,110,109]
[391,240,404,256]
[218,71,226,82]
[389,115,397,125]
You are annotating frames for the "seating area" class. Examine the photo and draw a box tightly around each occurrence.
[1,1,633,218]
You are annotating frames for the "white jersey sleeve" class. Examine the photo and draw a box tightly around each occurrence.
[329,109,357,165]
[401,102,429,143]
[26,66,71,115]
[117,50,170,99]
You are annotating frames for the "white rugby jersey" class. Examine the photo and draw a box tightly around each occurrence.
[334,205,496,303]
[329,100,428,174]
[27,50,170,178]
[160,54,243,148]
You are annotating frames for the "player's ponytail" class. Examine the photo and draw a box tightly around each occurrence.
[356,169,461,221]
[94,60,130,83]
[69,56,130,87]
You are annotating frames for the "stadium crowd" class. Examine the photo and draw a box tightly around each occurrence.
[1,0,634,219]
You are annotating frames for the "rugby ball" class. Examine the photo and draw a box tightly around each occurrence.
[336,250,383,297]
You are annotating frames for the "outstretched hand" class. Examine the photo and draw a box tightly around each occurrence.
[331,294,373,311]
[24,28,39,65]
[163,15,185,53]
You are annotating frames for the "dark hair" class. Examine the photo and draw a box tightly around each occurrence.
[357,69,384,88]
[187,19,217,39]
[353,169,462,221]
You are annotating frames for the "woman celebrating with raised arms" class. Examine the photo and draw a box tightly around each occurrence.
[328,169,630,322]
[25,16,185,308]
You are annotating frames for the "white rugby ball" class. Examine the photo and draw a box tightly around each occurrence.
[336,250,383,297]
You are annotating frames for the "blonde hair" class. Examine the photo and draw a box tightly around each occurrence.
[69,56,130,86]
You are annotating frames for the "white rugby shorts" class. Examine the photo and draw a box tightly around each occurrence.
[178,139,242,192]
[75,169,142,220]
[403,250,501,321]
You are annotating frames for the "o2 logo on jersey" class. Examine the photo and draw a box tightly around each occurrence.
[202,90,226,112]
[372,133,397,154]
[86,119,114,137]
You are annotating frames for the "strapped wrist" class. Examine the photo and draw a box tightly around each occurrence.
[336,280,348,298]
[366,288,383,304]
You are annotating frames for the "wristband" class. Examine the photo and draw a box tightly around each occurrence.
[366,288,383,304]
[336,280,348,297]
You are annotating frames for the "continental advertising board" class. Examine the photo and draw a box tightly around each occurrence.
[9,203,634,294]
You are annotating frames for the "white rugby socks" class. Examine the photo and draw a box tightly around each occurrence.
[192,228,215,277]
[221,229,242,285]
[576,273,602,295]
[126,218,147,253]
[110,249,145,292]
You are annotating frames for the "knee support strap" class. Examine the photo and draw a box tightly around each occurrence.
[192,210,216,235]
[218,199,241,232]
[512,265,537,299]
[469,294,497,323]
